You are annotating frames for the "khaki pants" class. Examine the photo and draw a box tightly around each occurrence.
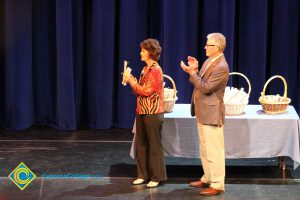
[135,113,167,182]
[197,123,225,190]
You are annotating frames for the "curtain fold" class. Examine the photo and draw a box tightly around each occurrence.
[55,0,76,130]
[115,0,149,128]
[86,0,117,129]
[0,0,299,130]
[268,0,299,108]
[1,0,34,129]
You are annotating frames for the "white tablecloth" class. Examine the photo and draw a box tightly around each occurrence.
[131,104,300,169]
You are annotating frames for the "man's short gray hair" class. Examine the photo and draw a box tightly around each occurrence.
[207,33,226,52]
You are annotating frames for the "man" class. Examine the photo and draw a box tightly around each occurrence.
[180,33,229,196]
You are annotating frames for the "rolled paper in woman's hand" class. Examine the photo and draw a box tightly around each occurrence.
[122,60,132,86]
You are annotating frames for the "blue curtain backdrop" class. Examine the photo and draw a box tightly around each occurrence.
[0,0,299,130]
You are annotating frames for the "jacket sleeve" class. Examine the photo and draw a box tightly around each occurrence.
[189,65,228,95]
[132,68,162,96]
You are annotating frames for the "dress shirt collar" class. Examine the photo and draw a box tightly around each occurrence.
[210,53,223,63]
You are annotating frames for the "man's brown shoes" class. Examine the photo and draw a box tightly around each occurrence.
[189,180,210,188]
[200,187,224,196]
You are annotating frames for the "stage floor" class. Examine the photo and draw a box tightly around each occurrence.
[0,126,300,200]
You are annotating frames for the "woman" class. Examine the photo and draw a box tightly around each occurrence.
[123,38,167,188]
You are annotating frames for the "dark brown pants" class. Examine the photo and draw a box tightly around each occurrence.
[135,113,167,182]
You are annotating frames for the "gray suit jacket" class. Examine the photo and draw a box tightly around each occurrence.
[189,55,229,126]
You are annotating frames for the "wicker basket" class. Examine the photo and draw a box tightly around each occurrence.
[258,75,291,114]
[225,72,251,115]
[163,74,178,112]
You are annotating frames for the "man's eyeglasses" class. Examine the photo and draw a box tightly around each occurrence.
[205,44,217,47]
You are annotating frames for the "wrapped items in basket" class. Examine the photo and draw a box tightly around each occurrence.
[224,72,251,115]
[163,74,178,112]
[258,75,291,114]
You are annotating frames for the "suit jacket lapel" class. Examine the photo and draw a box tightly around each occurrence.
[199,59,210,77]
[201,55,224,79]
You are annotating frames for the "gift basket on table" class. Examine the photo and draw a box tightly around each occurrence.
[163,74,178,113]
[258,75,291,114]
[224,72,251,115]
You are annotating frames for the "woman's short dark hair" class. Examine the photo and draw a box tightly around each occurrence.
[140,38,162,61]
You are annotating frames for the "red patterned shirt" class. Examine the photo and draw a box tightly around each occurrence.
[132,63,164,114]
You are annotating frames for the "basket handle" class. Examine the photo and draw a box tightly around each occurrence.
[163,74,177,99]
[261,75,287,98]
[229,72,251,95]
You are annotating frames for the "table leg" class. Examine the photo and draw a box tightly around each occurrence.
[281,157,286,171]
[278,156,286,179]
